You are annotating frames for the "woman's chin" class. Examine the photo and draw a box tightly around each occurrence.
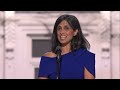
[60,41,70,46]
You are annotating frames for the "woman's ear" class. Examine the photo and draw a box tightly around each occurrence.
[74,29,78,36]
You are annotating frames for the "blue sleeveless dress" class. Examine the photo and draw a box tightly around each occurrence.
[38,48,95,79]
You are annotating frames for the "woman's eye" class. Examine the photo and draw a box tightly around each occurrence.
[57,27,61,31]
[65,26,70,30]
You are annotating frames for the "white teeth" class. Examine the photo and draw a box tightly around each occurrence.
[60,36,66,40]
[61,36,66,38]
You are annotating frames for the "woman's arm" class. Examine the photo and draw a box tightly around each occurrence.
[84,67,95,79]
[38,52,56,79]
[39,77,48,79]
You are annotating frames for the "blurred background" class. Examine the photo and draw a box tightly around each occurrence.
[0,11,119,79]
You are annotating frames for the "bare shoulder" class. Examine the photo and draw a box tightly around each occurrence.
[43,52,56,58]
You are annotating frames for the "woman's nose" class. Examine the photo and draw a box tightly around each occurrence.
[60,29,66,34]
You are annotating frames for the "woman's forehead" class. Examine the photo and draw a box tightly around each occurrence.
[58,20,69,26]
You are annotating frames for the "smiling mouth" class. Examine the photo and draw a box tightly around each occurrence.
[60,36,67,40]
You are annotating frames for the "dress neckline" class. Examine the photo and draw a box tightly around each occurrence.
[41,48,85,59]
[42,50,73,59]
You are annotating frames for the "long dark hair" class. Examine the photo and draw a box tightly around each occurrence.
[51,14,90,53]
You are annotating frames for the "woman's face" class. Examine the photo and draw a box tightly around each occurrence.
[57,20,78,46]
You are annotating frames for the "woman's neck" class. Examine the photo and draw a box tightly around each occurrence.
[61,44,71,55]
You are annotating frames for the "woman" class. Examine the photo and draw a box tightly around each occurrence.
[38,14,95,79]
